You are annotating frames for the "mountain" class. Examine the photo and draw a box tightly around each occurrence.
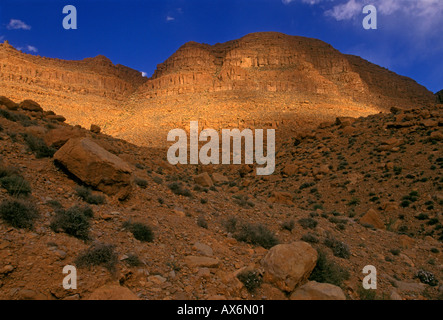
[0,33,436,146]
[436,90,443,103]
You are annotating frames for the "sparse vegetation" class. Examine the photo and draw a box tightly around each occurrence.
[50,205,93,241]
[75,242,118,272]
[23,133,55,158]
[0,173,32,196]
[0,199,39,229]
[226,220,278,249]
[309,250,350,287]
[298,217,318,230]
[237,269,263,293]
[168,182,192,197]
[123,221,154,242]
[75,186,106,205]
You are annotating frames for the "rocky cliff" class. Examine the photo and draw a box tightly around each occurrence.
[0,33,436,147]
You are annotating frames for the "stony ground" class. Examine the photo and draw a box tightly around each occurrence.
[0,97,442,300]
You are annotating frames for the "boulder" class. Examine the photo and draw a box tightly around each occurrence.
[184,256,220,268]
[211,172,228,184]
[261,242,318,292]
[267,191,294,205]
[289,281,346,300]
[90,124,101,134]
[194,172,213,187]
[46,114,66,122]
[45,127,86,149]
[87,284,139,300]
[0,96,18,110]
[281,164,298,176]
[359,209,385,229]
[54,137,132,199]
[19,99,43,112]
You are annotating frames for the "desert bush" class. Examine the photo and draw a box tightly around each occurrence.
[134,177,148,189]
[281,219,295,231]
[223,216,238,234]
[75,242,118,272]
[233,222,279,249]
[301,233,319,243]
[0,199,39,229]
[23,133,55,158]
[416,269,439,286]
[0,174,32,196]
[123,253,143,267]
[309,250,350,287]
[324,235,351,259]
[123,221,154,242]
[75,186,105,205]
[50,205,93,241]
[298,217,318,230]
[168,182,192,197]
[237,269,263,293]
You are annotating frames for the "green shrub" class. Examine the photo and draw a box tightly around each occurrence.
[75,242,118,272]
[75,186,105,205]
[123,221,154,242]
[281,219,295,231]
[237,270,263,293]
[357,284,377,300]
[123,253,143,267]
[324,235,351,259]
[0,199,39,229]
[23,133,55,158]
[50,205,93,241]
[301,233,319,243]
[233,222,279,249]
[416,269,439,286]
[298,217,318,230]
[223,216,238,234]
[168,182,192,197]
[0,174,32,196]
[309,250,350,287]
[134,177,148,189]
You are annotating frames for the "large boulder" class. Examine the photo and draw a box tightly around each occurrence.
[19,99,43,112]
[261,242,318,292]
[359,208,385,229]
[289,281,346,300]
[54,138,132,199]
[45,127,86,149]
[194,172,213,187]
[0,96,18,110]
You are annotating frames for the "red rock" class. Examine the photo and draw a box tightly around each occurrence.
[53,137,133,199]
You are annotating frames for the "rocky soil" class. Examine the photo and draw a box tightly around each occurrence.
[0,96,441,300]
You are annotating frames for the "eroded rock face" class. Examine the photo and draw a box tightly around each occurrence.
[54,137,132,199]
[261,242,318,292]
[0,34,436,148]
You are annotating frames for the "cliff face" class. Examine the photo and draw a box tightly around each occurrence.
[0,41,146,128]
[140,32,433,107]
[0,33,436,147]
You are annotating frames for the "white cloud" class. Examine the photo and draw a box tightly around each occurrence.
[325,0,361,21]
[7,19,31,30]
[141,72,148,77]
[0,35,4,42]
[324,0,443,23]
[166,16,175,22]
[283,0,325,4]
[27,45,38,53]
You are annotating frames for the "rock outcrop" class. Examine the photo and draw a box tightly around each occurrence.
[53,137,133,199]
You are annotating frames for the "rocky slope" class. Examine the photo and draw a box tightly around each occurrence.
[0,96,441,300]
[0,33,436,147]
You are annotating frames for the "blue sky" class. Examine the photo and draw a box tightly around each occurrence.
[0,0,442,93]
